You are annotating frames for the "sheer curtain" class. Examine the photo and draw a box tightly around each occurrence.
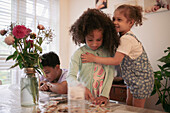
[0,0,59,84]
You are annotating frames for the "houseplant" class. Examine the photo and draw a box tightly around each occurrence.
[151,47,170,112]
[0,22,54,106]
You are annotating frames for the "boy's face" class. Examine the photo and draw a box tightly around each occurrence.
[43,65,60,82]
[85,29,103,51]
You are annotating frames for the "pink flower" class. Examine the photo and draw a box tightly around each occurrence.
[12,25,27,39]
[37,24,45,30]
[0,29,7,36]
[26,28,32,35]
[26,40,34,48]
[4,35,15,45]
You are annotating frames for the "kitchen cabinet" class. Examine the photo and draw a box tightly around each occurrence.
[109,77,127,102]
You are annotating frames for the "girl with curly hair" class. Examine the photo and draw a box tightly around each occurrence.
[66,8,119,105]
[81,4,154,108]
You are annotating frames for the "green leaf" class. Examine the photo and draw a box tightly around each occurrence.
[6,54,15,61]
[38,37,43,45]
[6,55,14,61]
[154,71,161,78]
[154,71,163,80]
[34,44,42,53]
[39,62,43,69]
[17,54,22,61]
[25,42,31,49]
[162,94,168,99]
[156,98,161,105]
[10,62,19,69]
[164,71,170,77]
[152,47,170,112]
[158,54,170,64]
[161,88,169,92]
[163,63,170,68]
[158,65,164,71]
[155,80,161,89]
[13,51,18,60]
[151,88,156,96]
[163,104,170,112]
[19,62,23,69]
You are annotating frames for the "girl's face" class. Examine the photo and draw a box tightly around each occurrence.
[85,29,103,51]
[113,10,133,35]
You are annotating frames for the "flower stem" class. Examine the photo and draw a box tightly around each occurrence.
[14,44,27,67]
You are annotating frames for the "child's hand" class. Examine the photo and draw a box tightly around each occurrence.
[39,81,50,91]
[84,87,95,101]
[93,96,108,106]
[81,52,96,63]
[46,83,59,93]
[46,82,53,91]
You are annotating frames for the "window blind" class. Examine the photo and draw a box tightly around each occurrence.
[0,0,59,85]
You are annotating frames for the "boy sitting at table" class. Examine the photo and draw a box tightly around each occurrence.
[39,51,68,94]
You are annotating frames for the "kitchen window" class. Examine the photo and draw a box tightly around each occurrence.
[0,0,59,85]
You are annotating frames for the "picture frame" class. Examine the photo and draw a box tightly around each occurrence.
[144,0,170,13]
[95,0,107,10]
[105,0,169,14]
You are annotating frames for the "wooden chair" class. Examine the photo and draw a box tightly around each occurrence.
[0,80,2,85]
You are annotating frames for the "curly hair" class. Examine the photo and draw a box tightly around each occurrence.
[69,8,120,56]
[41,51,60,68]
[115,4,143,26]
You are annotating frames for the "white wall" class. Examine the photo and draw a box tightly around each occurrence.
[59,0,170,111]
[59,0,96,69]
[132,11,170,71]
[68,0,95,65]
[58,0,70,69]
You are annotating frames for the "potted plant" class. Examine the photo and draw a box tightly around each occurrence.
[151,47,170,112]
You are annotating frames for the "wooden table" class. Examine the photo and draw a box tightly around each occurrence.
[0,84,166,113]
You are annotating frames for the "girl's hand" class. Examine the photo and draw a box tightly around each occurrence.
[93,96,108,106]
[84,87,95,101]
[81,52,96,63]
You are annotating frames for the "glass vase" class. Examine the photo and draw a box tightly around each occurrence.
[20,68,39,107]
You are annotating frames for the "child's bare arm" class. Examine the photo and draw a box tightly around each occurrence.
[81,52,125,65]
[47,81,67,94]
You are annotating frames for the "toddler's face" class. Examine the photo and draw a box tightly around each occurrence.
[85,29,103,51]
[113,10,132,35]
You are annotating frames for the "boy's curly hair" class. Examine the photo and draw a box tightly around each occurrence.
[69,8,120,56]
